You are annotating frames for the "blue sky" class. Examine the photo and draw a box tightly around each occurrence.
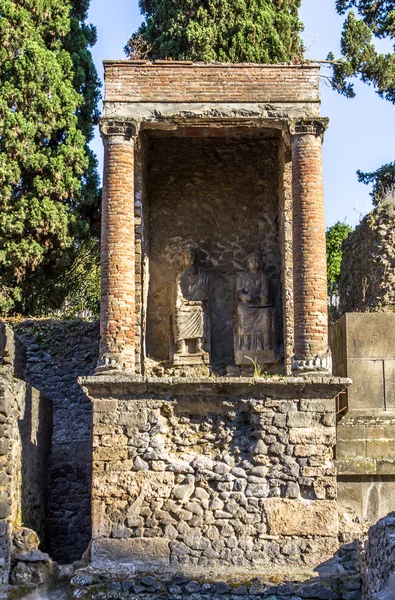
[88,0,395,228]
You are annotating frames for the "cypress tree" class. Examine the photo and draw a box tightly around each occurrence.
[0,0,101,315]
[126,0,304,63]
[64,0,101,221]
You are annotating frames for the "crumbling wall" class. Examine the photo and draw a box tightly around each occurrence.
[14,320,99,562]
[0,325,51,597]
[339,207,395,314]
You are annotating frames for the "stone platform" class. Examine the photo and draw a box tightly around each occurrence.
[80,375,350,581]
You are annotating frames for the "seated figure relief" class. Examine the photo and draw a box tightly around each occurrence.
[234,252,278,366]
[172,246,210,366]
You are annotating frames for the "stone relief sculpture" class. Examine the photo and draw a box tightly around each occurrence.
[172,246,210,365]
[234,252,278,366]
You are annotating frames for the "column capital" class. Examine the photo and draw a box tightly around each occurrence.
[100,119,138,142]
[288,118,329,138]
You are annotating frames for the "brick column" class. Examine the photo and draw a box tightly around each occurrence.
[290,119,331,373]
[97,121,137,372]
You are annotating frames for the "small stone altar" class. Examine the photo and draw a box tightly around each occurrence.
[81,61,350,584]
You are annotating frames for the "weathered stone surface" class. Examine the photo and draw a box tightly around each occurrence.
[265,500,338,536]
[91,538,170,567]
[332,313,395,523]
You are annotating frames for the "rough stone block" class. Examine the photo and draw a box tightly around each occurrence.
[336,440,366,459]
[366,426,395,440]
[377,460,395,475]
[287,412,315,428]
[118,410,147,426]
[294,444,328,457]
[367,440,395,459]
[384,360,395,409]
[300,399,335,413]
[347,359,385,409]
[94,399,118,413]
[336,458,376,475]
[265,499,338,536]
[289,427,335,445]
[343,314,395,359]
[337,425,365,441]
[94,447,128,461]
[91,538,170,567]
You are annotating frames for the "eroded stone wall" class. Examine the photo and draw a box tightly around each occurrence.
[339,207,395,314]
[83,377,345,578]
[146,135,282,369]
[14,320,99,562]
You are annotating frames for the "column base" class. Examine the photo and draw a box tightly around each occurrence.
[96,352,134,373]
[292,349,332,374]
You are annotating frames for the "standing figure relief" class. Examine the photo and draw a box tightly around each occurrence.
[234,252,278,367]
[172,246,210,366]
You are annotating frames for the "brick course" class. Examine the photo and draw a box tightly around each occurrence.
[104,61,320,104]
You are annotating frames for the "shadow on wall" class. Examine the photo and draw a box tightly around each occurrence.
[12,320,99,563]
[19,386,52,548]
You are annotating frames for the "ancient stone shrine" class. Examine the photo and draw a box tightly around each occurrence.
[80,62,350,584]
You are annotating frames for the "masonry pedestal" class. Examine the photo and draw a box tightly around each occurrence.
[80,375,349,581]
[332,313,395,523]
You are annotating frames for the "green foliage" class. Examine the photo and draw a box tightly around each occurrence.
[331,1,395,103]
[357,162,395,206]
[326,221,353,297]
[0,0,101,316]
[64,0,101,221]
[19,237,100,318]
[126,0,304,63]
[330,1,395,209]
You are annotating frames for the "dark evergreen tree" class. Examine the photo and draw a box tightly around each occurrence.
[0,0,101,315]
[126,0,304,63]
[64,0,101,226]
[329,1,395,204]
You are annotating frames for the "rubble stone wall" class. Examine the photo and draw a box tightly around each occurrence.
[9,320,99,563]
[82,377,346,578]
[0,325,51,596]
[339,207,395,314]
[360,512,395,599]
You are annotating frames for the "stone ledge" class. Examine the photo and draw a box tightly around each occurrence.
[79,375,351,400]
